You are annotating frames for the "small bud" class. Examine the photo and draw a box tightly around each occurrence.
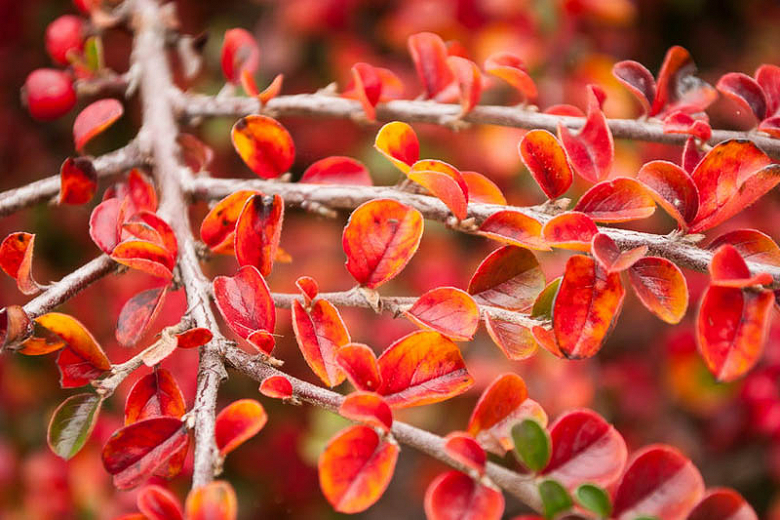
[45,15,86,66]
[22,69,77,121]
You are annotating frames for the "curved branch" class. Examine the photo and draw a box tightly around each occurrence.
[176,91,780,158]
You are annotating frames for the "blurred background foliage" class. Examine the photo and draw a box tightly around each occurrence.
[2,0,780,518]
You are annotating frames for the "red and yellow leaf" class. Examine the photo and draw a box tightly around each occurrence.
[186,481,238,520]
[542,212,598,251]
[124,211,177,259]
[519,129,573,199]
[408,159,469,220]
[573,177,656,223]
[231,115,295,179]
[234,193,284,276]
[628,257,689,324]
[215,399,268,456]
[336,343,382,392]
[708,229,780,267]
[405,287,479,341]
[259,375,293,400]
[200,190,260,254]
[637,160,699,229]
[374,121,420,174]
[301,156,372,186]
[484,52,537,101]
[461,171,506,205]
[708,244,772,288]
[73,98,123,151]
[295,275,319,306]
[213,265,275,339]
[59,157,97,204]
[339,392,393,431]
[424,471,504,520]
[478,210,548,251]
[408,32,455,100]
[484,315,538,361]
[125,368,186,425]
[292,298,350,387]
[0,232,41,294]
[111,240,174,280]
[468,245,546,310]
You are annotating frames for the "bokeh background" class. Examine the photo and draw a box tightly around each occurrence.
[2,0,780,518]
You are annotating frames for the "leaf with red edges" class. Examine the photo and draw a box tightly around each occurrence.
[407,159,469,220]
[234,193,284,276]
[652,46,717,116]
[339,392,393,431]
[116,286,167,347]
[59,157,97,204]
[443,432,486,475]
[0,232,42,294]
[553,255,625,359]
[101,417,188,490]
[687,488,758,520]
[759,116,780,138]
[628,257,689,324]
[176,328,213,349]
[468,245,545,310]
[247,329,276,356]
[124,211,177,260]
[259,375,293,399]
[478,210,548,251]
[124,170,158,213]
[424,470,504,520]
[137,485,184,520]
[215,399,267,456]
[200,190,261,254]
[637,160,699,229]
[558,85,614,183]
[484,316,538,361]
[542,212,599,251]
[574,177,656,223]
[717,72,767,122]
[374,121,420,174]
[111,240,174,280]
[591,233,646,273]
[757,64,780,116]
[709,244,772,288]
[342,199,424,288]
[484,52,537,101]
[213,265,275,339]
[344,62,381,120]
[613,445,705,520]
[663,111,712,142]
[186,480,238,520]
[295,275,319,306]
[336,343,382,392]
[461,171,506,205]
[542,409,627,489]
[231,115,295,179]
[405,287,479,341]
[708,229,780,267]
[292,299,349,387]
[447,56,482,115]
[519,129,573,199]
[682,137,705,174]
[73,98,123,151]
[318,424,399,514]
[301,156,372,186]
[612,60,656,114]
[407,32,455,100]
[376,330,473,408]
[125,368,186,425]
[697,285,773,382]
[221,28,259,84]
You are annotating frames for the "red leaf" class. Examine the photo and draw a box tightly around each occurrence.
[443,432,486,475]
[652,46,716,116]
[376,330,473,408]
[342,199,424,288]
[89,198,125,254]
[484,52,537,101]
[408,159,469,220]
[292,298,350,387]
[709,244,772,288]
[57,347,108,388]
[637,160,699,229]
[0,232,41,295]
[663,111,712,142]
[558,85,614,183]
[200,190,260,254]
[757,64,780,116]
[467,245,545,310]
[318,424,399,513]
[612,60,656,114]
[231,115,295,179]
[408,32,455,100]
[519,129,573,199]
[73,98,123,151]
[101,417,188,490]
[690,140,780,233]
[301,156,372,186]
[447,56,482,115]
[696,285,773,382]
[758,115,780,138]
[424,471,504,520]
[405,287,479,341]
[259,375,293,400]
[708,229,780,267]
[542,211,598,251]
[682,137,705,174]
[178,133,214,173]
[186,481,238,520]
[247,329,276,356]
[125,170,159,213]
[116,286,167,347]
[336,343,382,392]
[339,392,393,431]
[345,62,381,120]
[213,265,275,339]
[215,399,268,457]
[176,328,213,349]
[59,157,97,204]
[717,72,768,121]
[111,240,174,280]
[553,255,625,359]
[613,445,705,520]
[478,210,548,251]
[295,275,319,306]
[125,368,186,425]
[137,485,184,520]
[234,193,284,276]
[574,177,656,223]
[542,409,627,489]
[221,28,259,84]
[628,257,689,324]
[591,233,646,273]
[484,315,537,361]
[461,171,506,205]
[374,121,420,174]
[0,305,32,350]
[687,488,758,520]
[124,211,177,260]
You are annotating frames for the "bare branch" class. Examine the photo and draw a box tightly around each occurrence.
[176,91,780,159]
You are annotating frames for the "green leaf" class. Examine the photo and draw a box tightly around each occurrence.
[575,483,612,518]
[511,418,551,472]
[47,393,103,460]
[531,277,561,320]
[84,36,104,72]
[539,479,573,519]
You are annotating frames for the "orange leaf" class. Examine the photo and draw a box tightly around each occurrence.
[557,85,614,183]
[292,298,350,387]
[573,177,656,223]
[591,233,647,273]
[124,211,178,259]
[708,244,772,288]
[374,121,420,174]
[175,328,213,349]
[346,62,381,120]
[376,330,473,408]
[342,199,424,288]
[111,240,175,280]
[553,255,625,359]
[257,73,284,104]
[259,375,293,400]
[447,56,482,115]
[231,115,295,179]
[461,171,506,205]
[336,343,382,392]
[125,368,186,425]
[408,32,455,100]
[405,287,479,341]
[137,485,184,520]
[73,98,123,151]
[215,399,267,457]
[59,157,97,204]
[295,275,319,306]
[636,160,699,230]
[519,129,573,199]
[116,286,167,347]
[408,159,469,220]
[318,424,399,513]
[478,210,548,251]
[484,315,538,361]
[0,232,41,295]
[234,193,284,276]
[301,156,372,186]
[200,190,261,254]
[186,481,238,520]
[484,52,537,101]
[697,285,773,382]
[247,329,276,356]
[708,229,780,267]
[339,392,393,431]
[424,470,504,520]
[221,28,259,84]
[213,265,275,339]
[443,432,486,475]
[628,257,688,324]
[468,245,545,310]
[542,212,598,251]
